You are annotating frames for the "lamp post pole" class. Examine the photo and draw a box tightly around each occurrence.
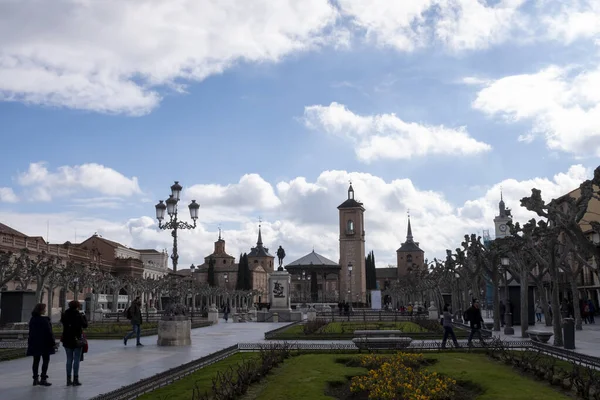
[348,262,353,308]
[500,257,514,335]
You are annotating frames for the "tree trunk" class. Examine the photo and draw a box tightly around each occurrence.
[35,276,45,303]
[550,277,563,346]
[569,278,583,330]
[493,278,501,331]
[537,282,552,326]
[47,286,55,323]
[520,267,529,338]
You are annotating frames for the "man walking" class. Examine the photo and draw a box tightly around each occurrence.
[124,297,143,347]
[464,300,485,347]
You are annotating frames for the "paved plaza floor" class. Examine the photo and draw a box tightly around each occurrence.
[484,317,600,358]
[0,320,286,400]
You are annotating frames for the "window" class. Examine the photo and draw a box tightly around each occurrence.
[406,254,412,263]
[254,260,258,264]
[346,219,355,234]
[223,259,226,264]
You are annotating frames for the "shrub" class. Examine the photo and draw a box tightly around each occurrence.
[192,343,293,400]
[303,320,328,335]
[350,353,456,400]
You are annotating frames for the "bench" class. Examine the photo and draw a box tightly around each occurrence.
[0,330,28,341]
[353,330,404,337]
[352,337,413,350]
[527,330,553,344]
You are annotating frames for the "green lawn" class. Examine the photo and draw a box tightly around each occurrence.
[138,353,259,400]
[140,352,572,400]
[425,353,569,400]
[247,354,366,400]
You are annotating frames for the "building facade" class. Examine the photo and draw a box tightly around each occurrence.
[396,216,425,276]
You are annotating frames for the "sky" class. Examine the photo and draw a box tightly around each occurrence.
[0,0,599,269]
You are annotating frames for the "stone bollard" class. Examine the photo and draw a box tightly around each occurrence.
[428,304,438,320]
[563,318,575,350]
[273,313,279,323]
[307,307,317,322]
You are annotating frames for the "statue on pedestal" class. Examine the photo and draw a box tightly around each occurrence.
[277,245,286,271]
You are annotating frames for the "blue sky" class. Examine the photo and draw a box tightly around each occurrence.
[0,1,599,267]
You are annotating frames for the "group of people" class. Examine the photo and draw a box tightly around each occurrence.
[440,299,486,349]
[27,296,144,388]
[26,300,88,387]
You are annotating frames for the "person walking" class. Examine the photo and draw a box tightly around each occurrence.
[441,305,460,349]
[499,301,506,327]
[61,300,88,386]
[223,303,231,322]
[27,303,57,387]
[535,301,543,323]
[464,300,485,347]
[124,297,143,346]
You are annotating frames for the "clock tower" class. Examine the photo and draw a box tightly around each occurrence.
[493,192,512,238]
[338,183,366,304]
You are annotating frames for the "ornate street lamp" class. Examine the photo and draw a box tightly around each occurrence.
[155,181,200,273]
[155,181,199,316]
[500,256,514,335]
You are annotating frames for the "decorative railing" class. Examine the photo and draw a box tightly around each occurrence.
[0,233,93,259]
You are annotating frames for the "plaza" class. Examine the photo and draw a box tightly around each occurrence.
[1,315,600,399]
[0,321,285,400]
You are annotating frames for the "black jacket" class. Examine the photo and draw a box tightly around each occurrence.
[464,306,484,329]
[60,308,88,349]
[27,313,56,357]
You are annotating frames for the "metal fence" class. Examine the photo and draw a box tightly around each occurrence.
[317,309,428,322]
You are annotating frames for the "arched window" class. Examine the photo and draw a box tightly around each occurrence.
[406,254,412,263]
[346,219,355,234]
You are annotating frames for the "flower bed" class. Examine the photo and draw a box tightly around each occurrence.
[350,353,457,400]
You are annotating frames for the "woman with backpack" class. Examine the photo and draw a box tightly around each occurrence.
[61,300,88,386]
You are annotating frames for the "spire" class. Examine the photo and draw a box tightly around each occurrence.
[218,224,222,241]
[499,188,506,217]
[257,217,263,247]
[348,180,354,200]
[406,212,413,242]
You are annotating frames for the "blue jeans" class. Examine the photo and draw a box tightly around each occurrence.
[125,324,141,344]
[65,347,82,377]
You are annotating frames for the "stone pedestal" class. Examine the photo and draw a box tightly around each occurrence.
[157,316,191,346]
[268,269,292,312]
[93,308,105,322]
[208,304,219,324]
[428,304,439,320]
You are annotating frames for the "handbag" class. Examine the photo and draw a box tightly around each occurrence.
[82,333,89,354]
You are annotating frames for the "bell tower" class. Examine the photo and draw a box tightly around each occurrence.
[493,191,512,238]
[338,183,367,304]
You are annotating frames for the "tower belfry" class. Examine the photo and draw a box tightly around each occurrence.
[338,182,366,303]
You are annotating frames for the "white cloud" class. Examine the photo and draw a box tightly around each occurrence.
[338,0,527,52]
[541,1,600,44]
[186,174,281,211]
[303,102,491,162]
[471,65,600,157]
[0,165,590,269]
[17,162,142,202]
[0,0,339,115]
[0,187,18,203]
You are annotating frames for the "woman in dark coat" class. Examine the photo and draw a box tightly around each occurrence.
[27,303,56,386]
[60,300,88,386]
